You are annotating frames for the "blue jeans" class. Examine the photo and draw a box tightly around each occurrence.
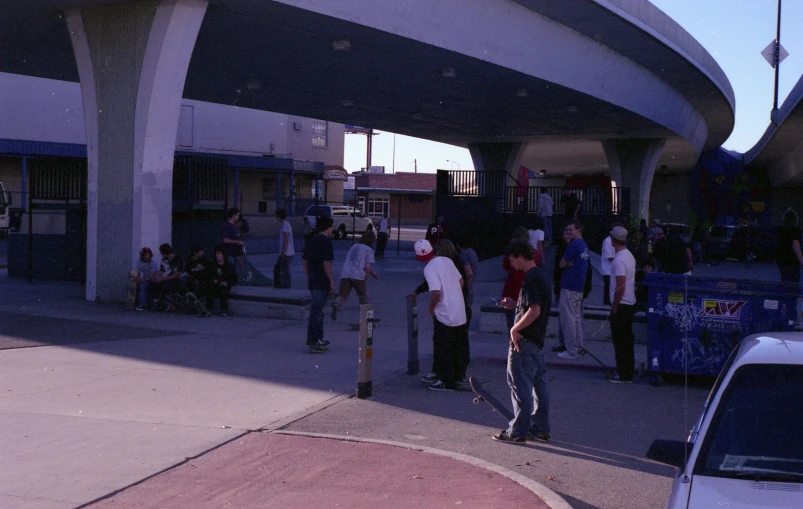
[543,216,552,242]
[506,341,550,438]
[274,255,292,289]
[307,289,329,345]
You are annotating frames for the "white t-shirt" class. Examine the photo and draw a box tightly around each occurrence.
[424,256,466,327]
[537,193,553,217]
[280,220,295,256]
[600,236,615,276]
[378,217,389,234]
[339,244,374,281]
[528,229,544,251]
[609,248,637,305]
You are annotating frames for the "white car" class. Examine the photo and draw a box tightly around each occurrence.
[647,332,803,508]
[303,205,373,239]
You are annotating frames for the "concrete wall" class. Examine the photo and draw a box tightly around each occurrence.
[0,72,345,164]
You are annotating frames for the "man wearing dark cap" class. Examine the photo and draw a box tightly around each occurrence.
[608,226,637,383]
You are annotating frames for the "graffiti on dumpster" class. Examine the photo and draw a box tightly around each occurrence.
[699,300,746,319]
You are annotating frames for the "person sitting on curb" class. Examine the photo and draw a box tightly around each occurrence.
[134,247,158,311]
[206,245,237,316]
[151,243,184,311]
[185,245,211,299]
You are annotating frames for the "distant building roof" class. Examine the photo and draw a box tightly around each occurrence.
[355,172,436,193]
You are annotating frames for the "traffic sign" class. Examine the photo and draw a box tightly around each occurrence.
[762,40,789,68]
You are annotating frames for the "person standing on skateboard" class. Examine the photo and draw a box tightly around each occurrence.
[303,216,336,351]
[494,239,551,443]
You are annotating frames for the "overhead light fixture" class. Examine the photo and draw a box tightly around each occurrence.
[567,105,579,113]
[341,99,354,107]
[442,67,456,78]
[516,88,528,98]
[332,39,351,51]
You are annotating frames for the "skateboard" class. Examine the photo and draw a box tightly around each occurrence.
[126,270,138,309]
[348,319,380,331]
[469,376,537,440]
[163,292,194,313]
[185,291,212,317]
[578,347,615,377]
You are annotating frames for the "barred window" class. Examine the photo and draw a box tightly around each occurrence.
[311,119,328,148]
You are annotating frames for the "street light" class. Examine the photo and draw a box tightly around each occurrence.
[446,159,461,170]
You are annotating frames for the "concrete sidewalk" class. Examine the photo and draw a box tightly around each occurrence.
[1,244,582,509]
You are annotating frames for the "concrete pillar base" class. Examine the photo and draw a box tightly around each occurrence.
[602,139,666,220]
[66,0,208,301]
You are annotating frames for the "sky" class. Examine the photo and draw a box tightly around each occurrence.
[343,0,803,174]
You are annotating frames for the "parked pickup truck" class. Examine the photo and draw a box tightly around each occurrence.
[303,205,373,239]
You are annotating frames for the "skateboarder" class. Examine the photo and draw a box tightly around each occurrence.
[274,208,294,289]
[221,207,245,267]
[303,216,336,352]
[331,230,378,320]
[412,238,466,391]
[494,238,551,443]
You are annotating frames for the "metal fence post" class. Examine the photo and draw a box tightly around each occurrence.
[407,295,419,375]
[357,303,374,399]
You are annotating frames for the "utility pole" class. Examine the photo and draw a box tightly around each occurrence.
[414,158,417,173]
[772,0,782,122]
[365,129,373,170]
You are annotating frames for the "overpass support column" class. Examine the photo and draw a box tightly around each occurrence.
[602,139,666,220]
[66,0,208,301]
[468,142,526,193]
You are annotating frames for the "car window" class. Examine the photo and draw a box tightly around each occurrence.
[689,343,742,444]
[694,364,803,481]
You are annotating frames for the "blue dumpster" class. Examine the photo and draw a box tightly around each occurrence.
[645,273,800,378]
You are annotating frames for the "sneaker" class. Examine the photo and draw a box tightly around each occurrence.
[307,339,330,348]
[220,310,229,317]
[331,302,338,321]
[608,373,633,384]
[492,431,526,443]
[529,431,551,442]
[427,380,453,391]
[557,351,580,360]
[135,305,146,311]
[551,345,566,353]
[420,371,438,384]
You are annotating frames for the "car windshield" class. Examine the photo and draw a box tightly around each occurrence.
[695,364,803,482]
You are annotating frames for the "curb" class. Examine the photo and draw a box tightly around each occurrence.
[273,430,572,509]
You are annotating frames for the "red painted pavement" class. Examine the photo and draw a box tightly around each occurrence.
[87,433,550,508]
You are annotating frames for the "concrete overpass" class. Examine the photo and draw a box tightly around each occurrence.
[744,72,803,188]
[2,0,735,300]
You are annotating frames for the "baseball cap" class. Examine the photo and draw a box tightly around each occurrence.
[414,239,435,262]
[647,227,664,238]
[610,226,628,242]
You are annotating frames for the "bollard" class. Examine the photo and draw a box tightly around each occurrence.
[357,303,374,399]
[406,295,419,375]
